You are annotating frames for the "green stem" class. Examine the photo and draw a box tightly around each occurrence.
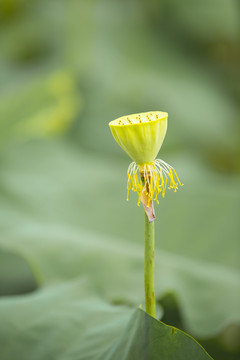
[144,211,156,318]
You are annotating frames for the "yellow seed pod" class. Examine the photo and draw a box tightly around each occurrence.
[109,111,182,209]
[109,111,168,164]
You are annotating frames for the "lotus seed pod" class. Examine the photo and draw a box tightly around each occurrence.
[109,111,182,208]
[109,111,168,164]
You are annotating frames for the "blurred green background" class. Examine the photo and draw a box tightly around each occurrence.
[0,1,240,359]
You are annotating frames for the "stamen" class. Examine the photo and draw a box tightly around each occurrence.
[126,160,183,205]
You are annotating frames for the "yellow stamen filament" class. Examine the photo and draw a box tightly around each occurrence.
[127,159,183,206]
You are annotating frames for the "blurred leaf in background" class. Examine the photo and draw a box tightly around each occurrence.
[0,69,82,147]
[0,0,239,359]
